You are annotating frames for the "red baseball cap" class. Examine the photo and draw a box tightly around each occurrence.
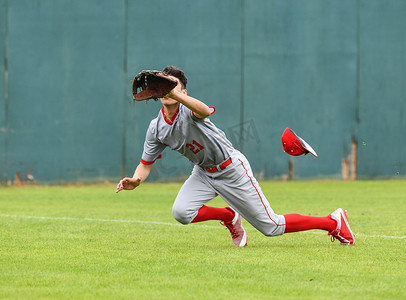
[281,127,318,157]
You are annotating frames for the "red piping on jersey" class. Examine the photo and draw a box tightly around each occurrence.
[238,159,284,227]
[192,106,216,119]
[140,154,162,165]
[162,106,179,125]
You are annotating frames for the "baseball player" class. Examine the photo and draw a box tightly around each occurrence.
[116,66,355,247]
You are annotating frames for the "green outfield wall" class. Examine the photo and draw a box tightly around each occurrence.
[1,0,405,183]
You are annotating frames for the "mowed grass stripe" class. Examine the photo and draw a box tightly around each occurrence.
[1,213,404,240]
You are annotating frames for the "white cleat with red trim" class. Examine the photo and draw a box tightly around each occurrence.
[328,208,355,245]
[221,207,247,247]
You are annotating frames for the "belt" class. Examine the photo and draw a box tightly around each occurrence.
[201,158,232,173]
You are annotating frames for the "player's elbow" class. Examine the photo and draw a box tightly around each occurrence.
[201,106,211,118]
[194,107,211,119]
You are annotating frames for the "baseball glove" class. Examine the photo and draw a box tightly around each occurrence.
[132,70,178,102]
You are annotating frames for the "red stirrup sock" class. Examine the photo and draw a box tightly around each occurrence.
[191,205,235,223]
[283,213,336,233]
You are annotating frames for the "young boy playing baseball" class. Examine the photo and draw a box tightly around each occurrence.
[116,65,355,247]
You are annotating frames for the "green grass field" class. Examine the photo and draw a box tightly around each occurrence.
[0,181,405,299]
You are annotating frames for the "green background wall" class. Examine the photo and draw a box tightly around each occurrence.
[1,0,405,183]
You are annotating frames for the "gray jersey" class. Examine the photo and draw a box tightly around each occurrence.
[141,103,286,238]
[141,104,234,168]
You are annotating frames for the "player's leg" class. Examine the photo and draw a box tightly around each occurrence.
[284,209,355,245]
[218,151,354,244]
[175,166,246,247]
[215,152,286,237]
[172,166,234,225]
[190,205,234,223]
[283,213,336,232]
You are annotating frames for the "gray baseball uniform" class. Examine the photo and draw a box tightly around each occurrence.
[141,104,286,236]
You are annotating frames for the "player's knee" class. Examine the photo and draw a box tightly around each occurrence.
[262,231,280,237]
[172,204,192,225]
[257,226,285,237]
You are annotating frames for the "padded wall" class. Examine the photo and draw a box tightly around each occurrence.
[0,0,405,182]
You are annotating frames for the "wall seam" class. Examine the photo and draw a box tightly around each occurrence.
[121,0,129,177]
[2,0,9,182]
[239,0,245,152]
[355,0,361,129]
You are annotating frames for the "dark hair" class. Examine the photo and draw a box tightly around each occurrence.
[162,65,187,89]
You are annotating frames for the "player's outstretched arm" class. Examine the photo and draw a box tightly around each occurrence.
[167,89,211,119]
[116,162,153,193]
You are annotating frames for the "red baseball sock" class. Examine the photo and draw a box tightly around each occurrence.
[283,213,336,233]
[191,205,235,223]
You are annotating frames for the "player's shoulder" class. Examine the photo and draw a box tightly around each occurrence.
[177,103,187,113]
[182,104,216,121]
[178,103,202,121]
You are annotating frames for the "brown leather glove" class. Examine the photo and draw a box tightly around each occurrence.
[132,70,178,102]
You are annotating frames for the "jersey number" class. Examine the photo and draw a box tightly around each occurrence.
[186,140,204,154]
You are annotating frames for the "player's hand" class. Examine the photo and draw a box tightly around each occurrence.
[115,177,142,193]
[162,75,180,100]
[163,87,178,100]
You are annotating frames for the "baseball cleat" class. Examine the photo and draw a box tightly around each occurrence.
[221,207,247,247]
[328,208,355,245]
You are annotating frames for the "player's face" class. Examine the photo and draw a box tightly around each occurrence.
[160,76,186,105]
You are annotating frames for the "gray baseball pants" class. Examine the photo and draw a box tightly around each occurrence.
[172,150,286,236]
